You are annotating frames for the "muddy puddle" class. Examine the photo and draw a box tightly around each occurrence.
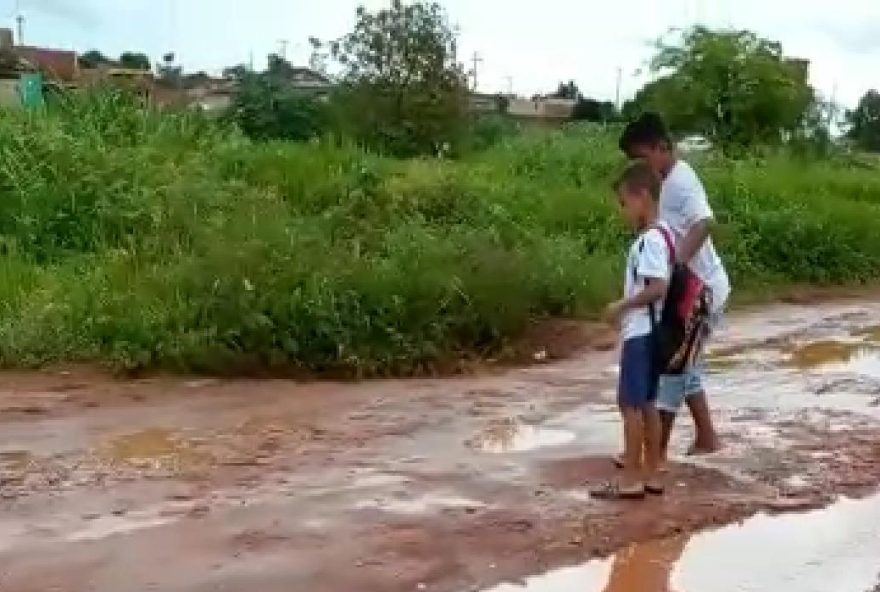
[2,302,880,592]
[482,493,880,592]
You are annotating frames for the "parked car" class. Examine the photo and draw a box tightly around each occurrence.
[677,134,712,153]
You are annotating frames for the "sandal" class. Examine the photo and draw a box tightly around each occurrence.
[645,483,666,496]
[590,481,646,500]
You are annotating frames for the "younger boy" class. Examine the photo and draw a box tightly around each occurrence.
[592,161,671,500]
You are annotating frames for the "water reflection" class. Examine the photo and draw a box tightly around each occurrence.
[480,493,880,592]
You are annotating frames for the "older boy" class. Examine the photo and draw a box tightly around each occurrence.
[618,113,730,464]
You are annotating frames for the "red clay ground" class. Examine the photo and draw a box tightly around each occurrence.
[2,300,880,592]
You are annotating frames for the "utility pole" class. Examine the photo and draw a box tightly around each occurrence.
[15,14,24,45]
[470,51,483,92]
[278,39,289,60]
[615,66,623,112]
[14,0,23,45]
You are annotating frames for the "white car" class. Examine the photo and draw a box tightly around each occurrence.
[677,135,712,153]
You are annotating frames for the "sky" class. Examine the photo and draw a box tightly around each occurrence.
[7,0,880,108]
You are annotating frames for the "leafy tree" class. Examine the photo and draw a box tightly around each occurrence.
[119,52,151,71]
[628,27,815,147]
[573,98,617,122]
[328,0,469,157]
[156,52,182,87]
[551,80,580,100]
[222,64,249,80]
[225,56,328,142]
[78,50,113,69]
[847,90,880,152]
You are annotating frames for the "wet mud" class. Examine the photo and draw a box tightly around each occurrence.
[1,300,880,591]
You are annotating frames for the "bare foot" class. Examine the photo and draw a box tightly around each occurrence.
[687,441,722,456]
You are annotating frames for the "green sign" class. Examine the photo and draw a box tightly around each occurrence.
[18,73,44,109]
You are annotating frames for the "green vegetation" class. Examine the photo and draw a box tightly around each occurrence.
[1,91,880,376]
[625,27,817,149]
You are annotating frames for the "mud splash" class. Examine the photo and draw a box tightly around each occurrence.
[480,493,880,592]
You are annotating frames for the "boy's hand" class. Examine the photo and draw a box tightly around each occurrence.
[603,299,626,327]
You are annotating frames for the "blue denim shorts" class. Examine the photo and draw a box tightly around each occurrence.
[655,311,723,413]
[618,335,657,409]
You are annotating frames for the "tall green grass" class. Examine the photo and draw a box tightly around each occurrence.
[1,92,879,374]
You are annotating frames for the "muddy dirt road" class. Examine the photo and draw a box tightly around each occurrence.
[2,300,880,592]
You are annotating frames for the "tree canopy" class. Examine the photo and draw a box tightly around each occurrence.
[847,90,880,152]
[328,0,469,157]
[119,52,151,71]
[625,27,815,147]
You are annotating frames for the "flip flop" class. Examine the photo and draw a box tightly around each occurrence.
[590,481,646,500]
[645,483,666,496]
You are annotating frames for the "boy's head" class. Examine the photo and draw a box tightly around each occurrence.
[618,112,674,175]
[614,160,661,231]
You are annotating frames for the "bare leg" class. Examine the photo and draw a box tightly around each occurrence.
[642,405,662,487]
[621,406,645,488]
[659,410,676,466]
[686,391,721,454]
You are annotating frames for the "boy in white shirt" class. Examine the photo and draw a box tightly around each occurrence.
[618,113,730,465]
[592,161,671,500]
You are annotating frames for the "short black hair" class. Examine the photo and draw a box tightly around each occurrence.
[618,112,672,156]
[614,160,661,201]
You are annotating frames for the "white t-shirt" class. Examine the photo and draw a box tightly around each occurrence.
[660,161,731,312]
[621,222,673,341]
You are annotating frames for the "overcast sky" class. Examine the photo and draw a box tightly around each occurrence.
[8,0,880,107]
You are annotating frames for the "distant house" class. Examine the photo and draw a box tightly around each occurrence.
[289,67,331,95]
[508,97,575,120]
[15,45,78,83]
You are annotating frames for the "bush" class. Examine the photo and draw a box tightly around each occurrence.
[1,93,879,375]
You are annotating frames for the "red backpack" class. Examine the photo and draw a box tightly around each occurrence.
[650,226,712,375]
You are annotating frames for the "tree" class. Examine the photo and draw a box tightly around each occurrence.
[627,27,815,147]
[78,50,112,69]
[119,52,151,71]
[328,0,469,157]
[572,97,617,122]
[225,55,328,142]
[847,90,880,152]
[551,80,580,100]
[156,52,182,87]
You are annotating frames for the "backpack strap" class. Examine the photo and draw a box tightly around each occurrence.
[653,224,676,267]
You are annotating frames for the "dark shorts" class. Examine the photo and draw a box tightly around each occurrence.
[618,335,658,409]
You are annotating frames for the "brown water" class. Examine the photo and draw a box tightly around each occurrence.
[481,493,880,592]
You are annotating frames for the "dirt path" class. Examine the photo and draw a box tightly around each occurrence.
[2,301,880,592]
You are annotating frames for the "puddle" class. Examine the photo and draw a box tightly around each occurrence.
[103,428,213,472]
[66,513,175,543]
[355,492,485,515]
[0,450,32,470]
[479,493,880,592]
[472,420,576,453]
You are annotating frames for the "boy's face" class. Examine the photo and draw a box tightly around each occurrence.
[617,187,653,230]
[627,142,668,175]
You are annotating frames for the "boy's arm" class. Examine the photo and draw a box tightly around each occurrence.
[606,278,668,324]
[676,218,713,264]
[621,278,668,311]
